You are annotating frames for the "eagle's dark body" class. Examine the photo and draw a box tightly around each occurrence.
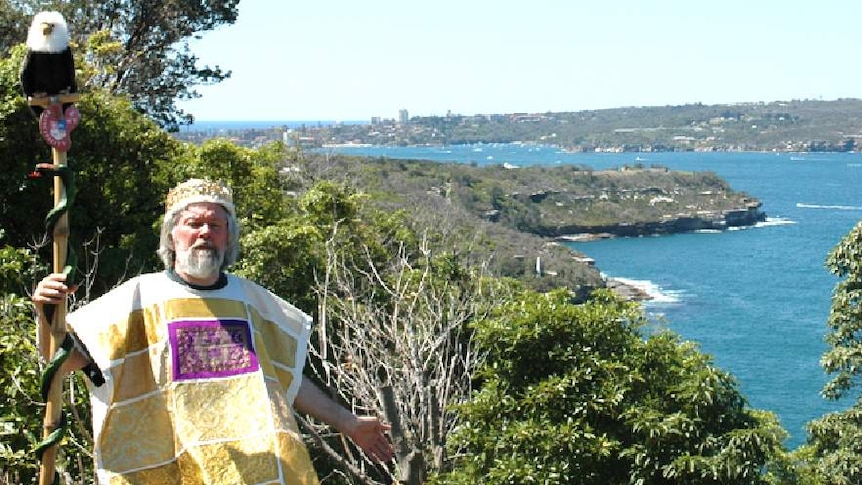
[20,48,76,98]
[20,11,76,116]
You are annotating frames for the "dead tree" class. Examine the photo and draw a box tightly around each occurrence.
[302,229,495,484]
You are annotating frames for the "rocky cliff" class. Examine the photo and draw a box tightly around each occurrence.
[553,202,766,240]
[324,155,767,299]
[473,166,768,240]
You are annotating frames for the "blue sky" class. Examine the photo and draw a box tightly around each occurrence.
[179,0,862,122]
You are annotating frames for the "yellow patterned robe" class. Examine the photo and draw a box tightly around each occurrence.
[68,272,320,485]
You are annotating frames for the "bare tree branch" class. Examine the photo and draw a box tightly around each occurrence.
[306,227,498,484]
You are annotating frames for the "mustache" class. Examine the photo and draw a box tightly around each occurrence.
[191,242,218,251]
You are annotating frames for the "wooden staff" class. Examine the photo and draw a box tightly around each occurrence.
[30,93,79,485]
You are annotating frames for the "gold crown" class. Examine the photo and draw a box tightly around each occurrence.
[165,179,235,217]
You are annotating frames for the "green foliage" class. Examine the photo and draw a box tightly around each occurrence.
[0,3,28,56]
[3,1,238,130]
[234,179,405,315]
[235,220,323,314]
[231,180,346,313]
[68,92,181,285]
[797,406,862,485]
[300,154,618,295]
[70,0,238,129]
[0,45,53,246]
[763,444,825,485]
[0,236,40,295]
[432,289,785,485]
[298,180,365,227]
[0,290,42,484]
[0,244,93,484]
[177,139,295,229]
[0,48,183,291]
[821,220,862,400]
[796,220,862,484]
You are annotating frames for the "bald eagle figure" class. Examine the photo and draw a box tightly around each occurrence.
[20,11,77,116]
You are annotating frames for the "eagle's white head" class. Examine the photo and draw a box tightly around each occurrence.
[26,11,70,53]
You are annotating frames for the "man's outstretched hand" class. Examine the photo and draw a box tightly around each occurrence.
[294,379,394,463]
[344,416,394,463]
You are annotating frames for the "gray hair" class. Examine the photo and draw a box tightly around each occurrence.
[157,205,241,271]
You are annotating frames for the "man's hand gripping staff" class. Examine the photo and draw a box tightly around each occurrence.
[21,10,93,485]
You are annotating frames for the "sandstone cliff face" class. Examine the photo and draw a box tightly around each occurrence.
[481,167,768,239]
[549,203,766,239]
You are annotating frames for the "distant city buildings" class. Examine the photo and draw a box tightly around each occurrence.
[371,109,409,126]
[172,100,861,153]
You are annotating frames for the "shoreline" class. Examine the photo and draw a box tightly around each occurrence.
[320,141,862,155]
[606,277,652,301]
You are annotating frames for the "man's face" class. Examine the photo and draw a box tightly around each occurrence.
[171,202,229,283]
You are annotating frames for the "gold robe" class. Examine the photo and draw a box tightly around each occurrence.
[68,272,320,485]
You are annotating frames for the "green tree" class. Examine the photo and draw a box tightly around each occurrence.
[174,139,295,230]
[1,46,182,483]
[0,243,95,484]
[234,179,385,314]
[235,219,324,314]
[1,45,183,292]
[6,0,238,130]
[432,289,786,485]
[0,2,28,54]
[0,245,45,484]
[820,220,862,401]
[797,220,862,484]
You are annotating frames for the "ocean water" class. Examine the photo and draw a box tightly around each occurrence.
[327,144,862,448]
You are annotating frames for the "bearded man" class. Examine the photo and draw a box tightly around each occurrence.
[33,179,393,484]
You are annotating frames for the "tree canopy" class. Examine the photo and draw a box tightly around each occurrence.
[431,289,786,485]
[3,0,238,130]
[794,220,862,484]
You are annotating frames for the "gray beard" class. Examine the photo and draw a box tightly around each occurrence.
[175,246,224,280]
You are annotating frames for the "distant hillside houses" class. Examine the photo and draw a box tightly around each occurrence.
[174,99,862,153]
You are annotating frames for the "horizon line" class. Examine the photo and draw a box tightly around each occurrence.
[188,97,860,124]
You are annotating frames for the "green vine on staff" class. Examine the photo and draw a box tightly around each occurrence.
[20,10,99,485]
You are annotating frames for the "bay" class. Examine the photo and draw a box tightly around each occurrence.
[327,144,862,448]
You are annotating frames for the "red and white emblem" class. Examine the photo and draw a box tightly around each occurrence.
[38,103,80,152]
